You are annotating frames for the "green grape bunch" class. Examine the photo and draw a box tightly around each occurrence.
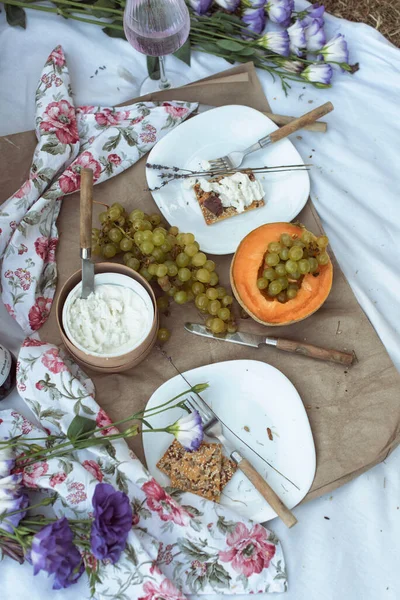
[93,203,237,339]
[256,229,330,303]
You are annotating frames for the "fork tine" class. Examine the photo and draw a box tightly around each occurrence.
[189,395,214,421]
[184,397,206,422]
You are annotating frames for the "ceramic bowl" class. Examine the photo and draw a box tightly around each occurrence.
[56,263,158,373]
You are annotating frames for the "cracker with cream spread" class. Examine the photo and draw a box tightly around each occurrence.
[194,172,265,226]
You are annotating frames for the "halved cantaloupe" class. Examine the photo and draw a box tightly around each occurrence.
[230,222,333,326]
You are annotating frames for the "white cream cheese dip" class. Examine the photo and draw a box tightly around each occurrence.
[66,284,150,355]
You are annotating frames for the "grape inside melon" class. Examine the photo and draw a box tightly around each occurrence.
[230,223,333,326]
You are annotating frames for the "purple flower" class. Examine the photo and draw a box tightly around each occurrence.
[257,30,290,57]
[29,517,84,589]
[287,20,306,56]
[214,0,240,11]
[265,0,294,27]
[301,3,325,27]
[166,410,204,451]
[188,0,212,14]
[0,447,15,478]
[302,63,333,85]
[0,492,29,533]
[302,18,326,51]
[90,483,132,564]
[320,33,349,64]
[242,8,266,35]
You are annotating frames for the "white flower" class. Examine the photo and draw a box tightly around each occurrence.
[303,19,326,52]
[320,34,349,64]
[258,31,290,57]
[0,474,23,499]
[302,63,333,85]
[287,20,306,56]
[166,410,204,451]
[0,446,15,478]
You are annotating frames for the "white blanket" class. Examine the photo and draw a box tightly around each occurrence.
[0,3,400,599]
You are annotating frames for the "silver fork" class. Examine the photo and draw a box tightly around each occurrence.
[208,101,333,171]
[185,395,297,528]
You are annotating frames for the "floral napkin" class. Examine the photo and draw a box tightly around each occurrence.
[0,45,197,334]
[0,337,287,597]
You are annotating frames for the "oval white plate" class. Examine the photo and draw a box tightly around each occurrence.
[62,272,154,358]
[146,105,310,255]
[143,360,316,523]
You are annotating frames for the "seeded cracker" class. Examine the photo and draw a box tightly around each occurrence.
[170,443,222,502]
[156,441,237,502]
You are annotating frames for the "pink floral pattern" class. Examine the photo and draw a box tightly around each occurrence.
[47,46,66,67]
[95,108,130,127]
[40,100,79,144]
[66,481,87,505]
[82,460,103,482]
[49,472,67,487]
[96,408,119,436]
[139,579,186,600]
[12,180,32,200]
[28,297,53,331]
[22,337,47,347]
[34,236,57,262]
[0,340,286,598]
[219,523,276,577]
[108,153,121,165]
[58,151,102,194]
[41,348,67,374]
[142,479,191,526]
[21,461,49,488]
[163,102,190,119]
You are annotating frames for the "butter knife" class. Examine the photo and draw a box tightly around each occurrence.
[185,323,354,366]
[80,168,95,299]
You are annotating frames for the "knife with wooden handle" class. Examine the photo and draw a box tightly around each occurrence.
[185,323,355,366]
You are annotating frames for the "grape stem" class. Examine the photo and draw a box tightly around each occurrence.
[93,201,110,209]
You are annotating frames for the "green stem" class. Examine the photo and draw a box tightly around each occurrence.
[50,0,122,14]
[1,0,124,29]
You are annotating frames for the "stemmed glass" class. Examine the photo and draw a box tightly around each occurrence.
[123,0,191,95]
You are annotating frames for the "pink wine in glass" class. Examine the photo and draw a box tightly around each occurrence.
[124,0,191,92]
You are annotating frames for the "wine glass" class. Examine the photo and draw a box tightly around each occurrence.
[123,0,191,95]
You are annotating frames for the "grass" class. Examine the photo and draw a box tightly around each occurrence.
[324,0,400,47]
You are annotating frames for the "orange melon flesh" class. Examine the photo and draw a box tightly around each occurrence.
[231,223,333,325]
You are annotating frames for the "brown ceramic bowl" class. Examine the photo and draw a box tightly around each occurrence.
[56,263,158,373]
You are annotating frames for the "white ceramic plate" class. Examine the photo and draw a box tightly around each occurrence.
[62,272,154,358]
[142,360,316,523]
[146,105,310,255]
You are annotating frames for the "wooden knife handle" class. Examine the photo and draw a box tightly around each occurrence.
[264,112,327,133]
[276,338,354,366]
[80,168,93,250]
[233,453,297,528]
[269,102,334,143]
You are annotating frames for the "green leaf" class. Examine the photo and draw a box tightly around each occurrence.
[197,41,221,54]
[147,56,160,81]
[41,142,65,155]
[120,128,138,147]
[116,469,129,494]
[237,47,256,56]
[216,39,246,52]
[81,404,96,416]
[91,0,115,18]
[102,131,121,152]
[102,26,126,39]
[216,515,238,535]
[207,562,231,588]
[125,543,138,566]
[213,13,244,26]
[173,38,191,67]
[5,5,26,28]
[40,408,66,421]
[177,538,213,561]
[67,415,96,442]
